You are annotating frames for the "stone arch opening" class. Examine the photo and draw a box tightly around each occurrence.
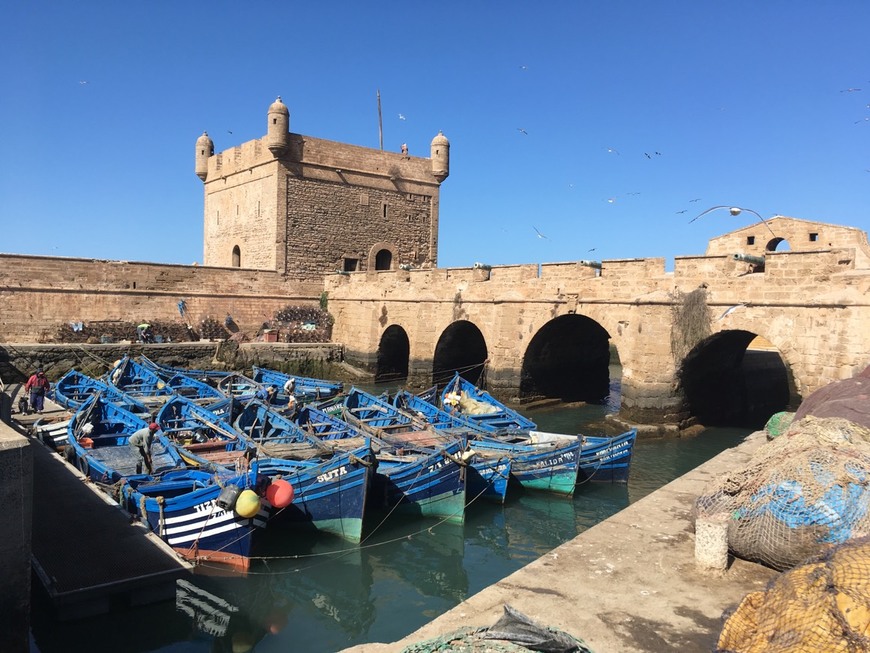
[679,330,796,429]
[520,314,612,403]
[766,237,791,252]
[232,245,241,267]
[432,320,487,387]
[368,242,397,271]
[375,249,392,270]
[376,325,410,383]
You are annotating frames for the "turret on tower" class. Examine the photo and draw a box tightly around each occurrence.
[430,131,450,183]
[195,131,214,181]
[267,96,290,155]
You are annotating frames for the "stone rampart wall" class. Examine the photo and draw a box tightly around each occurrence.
[0,255,322,343]
[0,342,344,383]
[326,246,870,419]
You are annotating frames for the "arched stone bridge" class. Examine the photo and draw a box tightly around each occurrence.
[326,217,870,430]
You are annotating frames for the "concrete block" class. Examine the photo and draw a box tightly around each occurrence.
[695,512,730,573]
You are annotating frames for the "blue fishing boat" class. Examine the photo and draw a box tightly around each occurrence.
[394,388,583,497]
[440,372,537,432]
[64,394,273,572]
[233,400,375,543]
[138,355,230,384]
[351,388,512,504]
[117,468,272,573]
[164,372,226,404]
[215,373,264,399]
[297,404,467,523]
[106,355,174,409]
[251,366,344,402]
[435,374,637,488]
[160,396,374,543]
[64,394,185,482]
[53,368,150,416]
[530,429,637,484]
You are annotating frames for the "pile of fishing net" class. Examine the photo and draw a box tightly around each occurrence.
[696,416,870,571]
[716,535,870,652]
[401,604,592,653]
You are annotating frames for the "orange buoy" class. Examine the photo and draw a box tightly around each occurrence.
[234,489,261,518]
[265,479,295,508]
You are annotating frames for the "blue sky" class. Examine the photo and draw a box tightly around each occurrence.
[2,2,868,268]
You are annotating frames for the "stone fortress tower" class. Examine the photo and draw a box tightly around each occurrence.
[196,97,449,278]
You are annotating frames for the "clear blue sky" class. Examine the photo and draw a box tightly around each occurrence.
[2,2,868,268]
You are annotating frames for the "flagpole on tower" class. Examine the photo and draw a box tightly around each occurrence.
[377,89,384,151]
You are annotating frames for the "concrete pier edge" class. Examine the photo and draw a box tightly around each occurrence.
[343,430,778,653]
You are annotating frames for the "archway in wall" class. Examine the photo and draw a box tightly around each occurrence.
[679,330,795,429]
[376,325,410,383]
[232,245,241,267]
[375,249,393,270]
[432,320,487,387]
[520,314,612,403]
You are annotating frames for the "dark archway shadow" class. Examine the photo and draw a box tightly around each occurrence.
[376,325,410,383]
[679,330,797,429]
[432,321,487,387]
[520,314,611,403]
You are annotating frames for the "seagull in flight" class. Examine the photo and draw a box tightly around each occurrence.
[689,198,701,202]
[676,210,687,214]
[79,80,89,85]
[690,205,776,237]
[841,88,862,93]
[717,304,746,320]
[517,128,528,135]
[533,226,549,240]
[606,147,620,155]
[398,113,406,120]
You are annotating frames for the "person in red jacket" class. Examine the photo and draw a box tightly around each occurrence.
[24,368,50,414]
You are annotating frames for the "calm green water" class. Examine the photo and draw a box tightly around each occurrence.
[29,392,751,653]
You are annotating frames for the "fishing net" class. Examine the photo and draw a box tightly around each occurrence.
[763,411,794,440]
[716,535,870,653]
[401,604,593,653]
[696,416,870,571]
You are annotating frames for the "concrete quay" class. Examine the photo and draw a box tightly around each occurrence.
[346,431,779,653]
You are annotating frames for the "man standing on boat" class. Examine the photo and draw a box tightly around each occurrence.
[24,368,50,414]
[129,422,159,473]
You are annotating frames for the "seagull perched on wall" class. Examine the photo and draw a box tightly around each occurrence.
[690,205,777,237]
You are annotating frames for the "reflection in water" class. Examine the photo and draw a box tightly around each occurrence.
[30,387,752,653]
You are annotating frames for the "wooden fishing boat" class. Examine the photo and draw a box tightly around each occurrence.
[159,396,375,543]
[164,372,226,405]
[233,400,375,543]
[64,394,273,572]
[251,365,344,402]
[106,355,174,410]
[395,388,579,497]
[440,372,537,432]
[297,404,468,523]
[434,375,637,487]
[64,393,185,482]
[117,468,272,572]
[138,355,230,384]
[53,368,150,416]
[530,428,637,484]
[389,389,516,502]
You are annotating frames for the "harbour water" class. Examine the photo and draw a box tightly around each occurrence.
[29,383,751,653]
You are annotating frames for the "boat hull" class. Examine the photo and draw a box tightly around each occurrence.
[373,443,467,524]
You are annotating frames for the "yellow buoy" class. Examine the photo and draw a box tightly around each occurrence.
[234,489,261,518]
